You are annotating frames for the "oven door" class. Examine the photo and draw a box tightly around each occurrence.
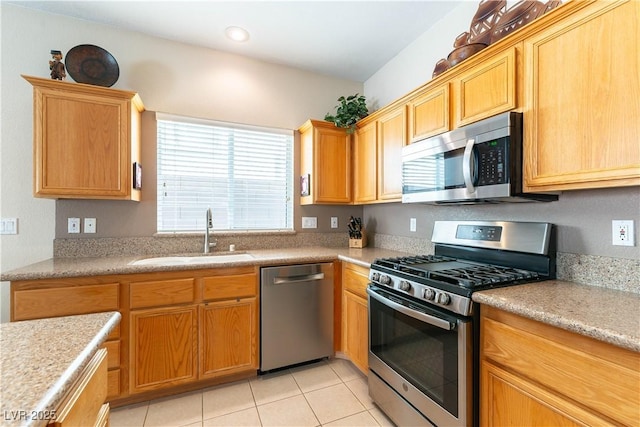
[367,285,473,427]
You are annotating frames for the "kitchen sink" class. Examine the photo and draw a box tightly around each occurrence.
[129,253,255,266]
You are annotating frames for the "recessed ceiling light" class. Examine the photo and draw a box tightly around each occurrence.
[225,26,250,42]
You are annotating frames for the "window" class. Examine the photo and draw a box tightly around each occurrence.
[156,113,294,233]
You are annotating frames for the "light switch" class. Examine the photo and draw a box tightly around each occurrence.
[0,218,18,235]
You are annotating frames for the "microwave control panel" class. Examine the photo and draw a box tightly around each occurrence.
[476,137,508,185]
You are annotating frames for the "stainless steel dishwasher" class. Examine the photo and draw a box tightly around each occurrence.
[260,263,333,371]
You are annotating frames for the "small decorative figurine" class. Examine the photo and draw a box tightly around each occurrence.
[49,49,66,80]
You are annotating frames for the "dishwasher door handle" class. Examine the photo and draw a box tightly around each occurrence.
[273,272,325,285]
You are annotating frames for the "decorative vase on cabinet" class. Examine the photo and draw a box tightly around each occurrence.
[23,75,145,200]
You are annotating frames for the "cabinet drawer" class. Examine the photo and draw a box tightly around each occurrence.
[13,284,119,321]
[130,278,195,309]
[482,308,640,426]
[342,263,369,299]
[203,273,257,301]
[50,348,107,427]
[102,340,120,369]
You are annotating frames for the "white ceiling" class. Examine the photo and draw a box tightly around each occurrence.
[7,1,463,81]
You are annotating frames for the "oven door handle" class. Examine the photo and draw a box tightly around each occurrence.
[367,287,454,331]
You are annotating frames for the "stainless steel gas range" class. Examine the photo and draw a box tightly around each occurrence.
[367,220,555,427]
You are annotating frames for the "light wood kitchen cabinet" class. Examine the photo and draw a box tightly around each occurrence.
[129,267,258,393]
[408,84,450,142]
[130,305,198,392]
[200,298,257,378]
[353,106,406,204]
[480,305,640,426]
[376,106,406,201]
[353,120,377,204]
[200,268,259,378]
[49,348,109,427]
[299,119,352,204]
[22,75,144,200]
[453,47,517,128]
[523,0,640,191]
[341,262,369,374]
[11,278,124,400]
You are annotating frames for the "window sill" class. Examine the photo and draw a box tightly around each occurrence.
[154,230,297,238]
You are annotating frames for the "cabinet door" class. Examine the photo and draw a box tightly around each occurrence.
[130,305,198,393]
[523,1,640,191]
[24,75,143,200]
[481,361,604,427]
[353,121,377,204]
[200,298,257,378]
[342,291,368,374]
[377,107,406,201]
[408,84,450,142]
[454,47,516,128]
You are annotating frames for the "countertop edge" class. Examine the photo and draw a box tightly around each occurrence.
[24,312,121,427]
[473,283,640,353]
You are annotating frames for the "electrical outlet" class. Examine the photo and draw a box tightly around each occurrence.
[331,217,338,229]
[410,218,417,232]
[302,217,317,229]
[612,220,634,246]
[0,218,18,235]
[68,217,81,234]
[84,218,97,233]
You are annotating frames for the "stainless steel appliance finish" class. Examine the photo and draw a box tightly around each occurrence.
[260,263,333,371]
[402,111,558,204]
[367,220,555,426]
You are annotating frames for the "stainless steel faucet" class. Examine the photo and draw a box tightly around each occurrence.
[204,208,217,253]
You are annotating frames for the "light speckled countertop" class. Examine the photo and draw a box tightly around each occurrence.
[2,247,638,354]
[0,247,408,281]
[473,281,640,352]
[0,311,121,427]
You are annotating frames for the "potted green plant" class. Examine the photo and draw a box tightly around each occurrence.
[324,94,368,134]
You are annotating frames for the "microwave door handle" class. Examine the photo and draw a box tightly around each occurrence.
[367,287,454,330]
[463,138,476,195]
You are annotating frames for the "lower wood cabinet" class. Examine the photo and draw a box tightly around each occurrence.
[480,305,640,426]
[341,262,369,374]
[130,305,199,392]
[50,348,109,427]
[11,266,260,404]
[200,298,257,378]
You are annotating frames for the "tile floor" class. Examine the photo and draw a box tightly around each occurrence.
[109,358,395,427]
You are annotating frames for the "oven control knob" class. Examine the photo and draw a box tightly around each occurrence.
[371,272,380,282]
[423,288,436,300]
[380,275,392,286]
[437,292,451,305]
[399,281,412,292]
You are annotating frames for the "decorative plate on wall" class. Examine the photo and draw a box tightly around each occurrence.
[65,44,119,87]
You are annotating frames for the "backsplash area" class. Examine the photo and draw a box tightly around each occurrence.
[54,231,639,294]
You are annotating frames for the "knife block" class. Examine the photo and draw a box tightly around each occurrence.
[349,229,367,248]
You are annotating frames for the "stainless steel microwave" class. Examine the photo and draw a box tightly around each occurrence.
[402,111,558,204]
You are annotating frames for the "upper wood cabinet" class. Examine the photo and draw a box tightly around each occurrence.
[299,119,351,204]
[353,106,406,204]
[453,47,517,128]
[23,75,144,200]
[522,0,640,191]
[408,83,450,142]
[353,120,377,204]
[376,106,406,201]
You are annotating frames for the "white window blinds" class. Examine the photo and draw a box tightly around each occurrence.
[156,113,294,233]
